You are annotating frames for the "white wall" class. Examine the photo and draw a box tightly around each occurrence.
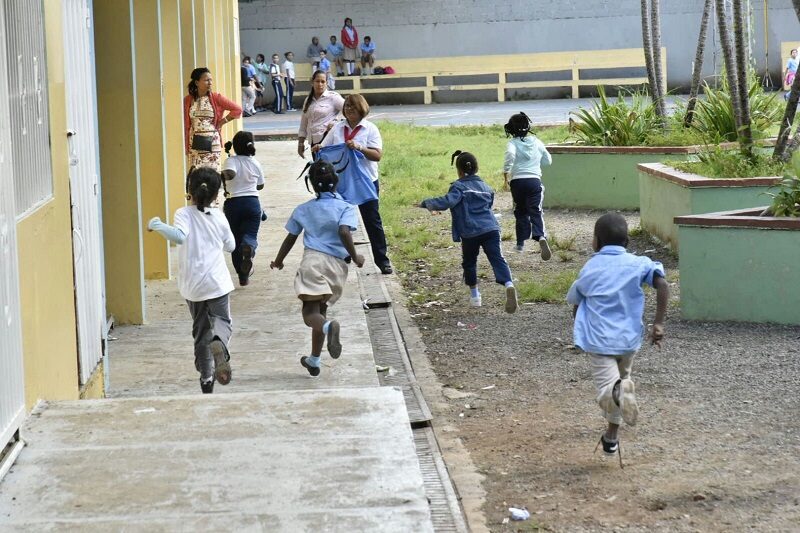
[238,0,799,88]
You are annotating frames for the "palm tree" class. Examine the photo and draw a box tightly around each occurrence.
[774,0,800,159]
[715,0,744,144]
[650,0,667,118]
[732,0,753,154]
[684,0,713,127]
[640,0,663,119]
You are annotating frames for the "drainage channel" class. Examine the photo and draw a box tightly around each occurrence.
[356,244,469,532]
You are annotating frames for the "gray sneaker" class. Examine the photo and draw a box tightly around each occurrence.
[505,285,518,314]
[539,239,552,261]
[620,378,639,426]
[211,339,231,385]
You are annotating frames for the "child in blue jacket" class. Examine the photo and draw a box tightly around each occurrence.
[420,150,518,313]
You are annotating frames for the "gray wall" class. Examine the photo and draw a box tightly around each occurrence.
[239,0,799,90]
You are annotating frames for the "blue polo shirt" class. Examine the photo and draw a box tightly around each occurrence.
[360,41,376,54]
[319,57,331,73]
[285,193,358,259]
[567,246,665,355]
[327,43,344,57]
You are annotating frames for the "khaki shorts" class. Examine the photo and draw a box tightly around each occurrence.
[294,249,349,305]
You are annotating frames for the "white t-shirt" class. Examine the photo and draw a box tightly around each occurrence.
[222,155,265,197]
[172,206,235,302]
[321,119,383,182]
[282,60,295,80]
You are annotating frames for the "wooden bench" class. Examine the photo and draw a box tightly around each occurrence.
[292,48,666,104]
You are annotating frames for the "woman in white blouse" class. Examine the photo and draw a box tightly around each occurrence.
[314,93,392,274]
[297,71,344,158]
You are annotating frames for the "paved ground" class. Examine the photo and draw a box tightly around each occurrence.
[245,96,685,136]
[0,142,435,532]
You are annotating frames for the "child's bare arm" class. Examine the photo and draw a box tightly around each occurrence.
[338,225,365,267]
[650,274,669,347]
[270,233,299,270]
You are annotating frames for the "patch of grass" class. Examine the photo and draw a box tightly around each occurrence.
[556,250,574,262]
[668,148,786,179]
[628,225,645,238]
[516,270,579,304]
[548,233,577,251]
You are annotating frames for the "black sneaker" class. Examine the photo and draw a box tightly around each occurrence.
[300,356,321,377]
[379,263,393,275]
[600,435,619,456]
[326,320,342,359]
[200,378,215,394]
[240,245,254,279]
[211,339,231,385]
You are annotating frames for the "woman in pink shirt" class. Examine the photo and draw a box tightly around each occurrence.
[183,67,242,172]
[297,71,345,158]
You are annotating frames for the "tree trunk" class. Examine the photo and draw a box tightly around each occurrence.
[640,0,661,116]
[732,0,753,155]
[684,0,713,128]
[773,0,800,159]
[650,0,667,118]
[715,0,743,139]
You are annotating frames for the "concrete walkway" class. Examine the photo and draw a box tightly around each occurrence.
[0,142,435,532]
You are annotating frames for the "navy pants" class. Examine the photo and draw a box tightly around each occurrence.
[510,178,546,246]
[271,78,285,112]
[461,230,512,286]
[358,180,390,268]
[285,78,294,110]
[223,196,262,275]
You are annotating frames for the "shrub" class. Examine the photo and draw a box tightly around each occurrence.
[690,76,782,143]
[570,86,660,147]
[767,152,800,217]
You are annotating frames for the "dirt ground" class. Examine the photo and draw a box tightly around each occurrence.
[398,199,800,531]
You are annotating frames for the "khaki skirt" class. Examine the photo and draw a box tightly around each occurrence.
[343,46,358,62]
[294,249,349,305]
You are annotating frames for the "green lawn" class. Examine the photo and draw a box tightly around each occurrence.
[378,122,574,301]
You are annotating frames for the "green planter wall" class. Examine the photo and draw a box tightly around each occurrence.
[676,208,800,325]
[545,146,700,209]
[638,163,780,249]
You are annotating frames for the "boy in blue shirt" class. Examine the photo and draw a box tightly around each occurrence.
[327,35,345,76]
[318,50,334,89]
[567,213,668,462]
[420,150,518,314]
[360,36,376,75]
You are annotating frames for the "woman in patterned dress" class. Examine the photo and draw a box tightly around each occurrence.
[183,67,242,172]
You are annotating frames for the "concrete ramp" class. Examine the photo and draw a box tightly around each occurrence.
[0,388,433,532]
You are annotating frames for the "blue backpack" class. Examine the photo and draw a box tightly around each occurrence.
[314,143,378,206]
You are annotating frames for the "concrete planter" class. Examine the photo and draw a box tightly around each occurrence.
[638,163,780,249]
[545,145,703,209]
[675,208,800,325]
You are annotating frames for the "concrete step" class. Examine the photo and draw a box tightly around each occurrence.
[0,388,433,532]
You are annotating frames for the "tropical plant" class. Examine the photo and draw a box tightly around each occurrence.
[690,76,782,143]
[684,0,713,128]
[570,87,659,146]
[766,152,800,217]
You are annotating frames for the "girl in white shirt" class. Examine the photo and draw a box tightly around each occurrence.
[147,167,236,394]
[222,131,265,287]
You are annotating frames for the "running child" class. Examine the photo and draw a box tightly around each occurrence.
[503,112,553,259]
[147,167,236,394]
[270,161,365,376]
[566,213,668,463]
[420,150,518,313]
[222,130,265,287]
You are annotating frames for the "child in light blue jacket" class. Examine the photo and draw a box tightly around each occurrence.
[503,112,552,259]
[420,151,518,313]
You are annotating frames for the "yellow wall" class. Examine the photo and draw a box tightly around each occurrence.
[134,0,170,280]
[94,0,146,325]
[17,0,82,408]
[162,0,188,224]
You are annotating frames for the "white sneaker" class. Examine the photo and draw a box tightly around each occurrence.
[539,239,552,261]
[619,378,639,426]
[469,294,482,307]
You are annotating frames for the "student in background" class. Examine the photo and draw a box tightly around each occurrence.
[360,36,376,76]
[327,35,345,77]
[283,51,296,111]
[268,53,285,114]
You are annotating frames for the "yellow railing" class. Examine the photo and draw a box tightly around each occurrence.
[293,48,666,103]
